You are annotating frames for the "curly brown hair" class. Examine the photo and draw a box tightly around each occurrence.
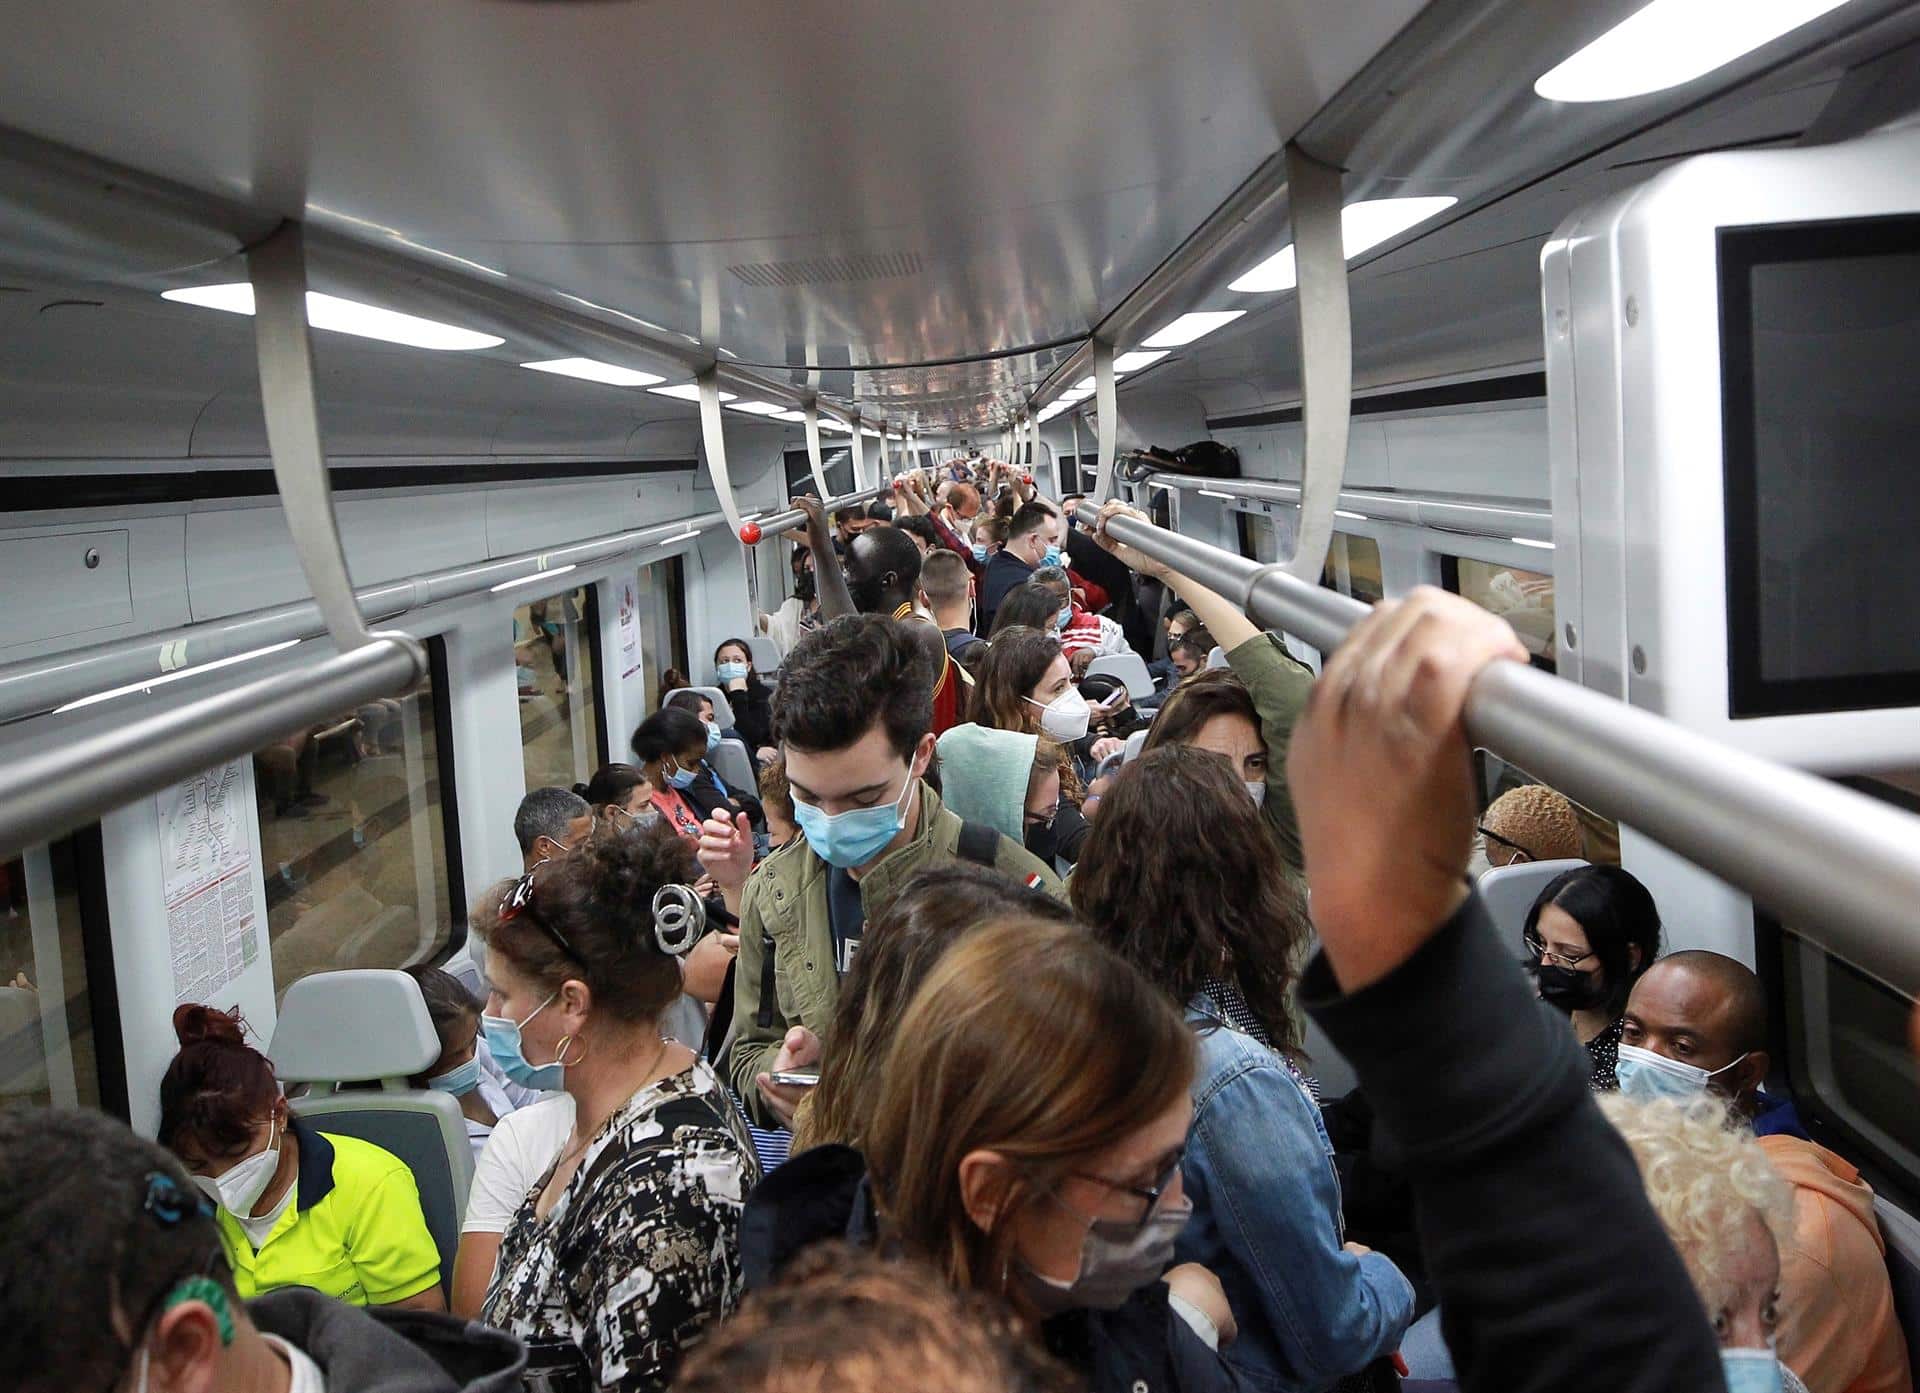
[1071,744,1309,1056]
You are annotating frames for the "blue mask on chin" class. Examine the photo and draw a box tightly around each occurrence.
[791,769,918,869]
[480,995,563,1090]
[427,1056,484,1097]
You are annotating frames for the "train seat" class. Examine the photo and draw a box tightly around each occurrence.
[709,737,757,799]
[1477,858,1588,951]
[1086,652,1154,700]
[268,969,473,1294]
[1123,728,1149,763]
[1206,644,1229,669]
[1875,1197,1920,1384]
[745,636,783,675]
[682,684,735,730]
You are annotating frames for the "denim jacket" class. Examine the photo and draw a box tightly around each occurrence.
[1176,995,1415,1392]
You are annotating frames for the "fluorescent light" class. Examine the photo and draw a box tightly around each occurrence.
[1198,488,1236,501]
[1334,509,1368,521]
[491,564,578,594]
[160,284,503,350]
[1512,537,1556,550]
[1113,350,1169,372]
[1141,310,1245,348]
[55,639,303,713]
[521,358,665,388]
[1229,197,1459,293]
[1535,0,1858,102]
[648,383,737,403]
[773,409,807,423]
[725,400,785,416]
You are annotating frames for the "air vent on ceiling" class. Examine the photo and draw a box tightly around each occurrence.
[727,251,925,288]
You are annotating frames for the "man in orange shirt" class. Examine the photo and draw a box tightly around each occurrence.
[1618,952,1910,1393]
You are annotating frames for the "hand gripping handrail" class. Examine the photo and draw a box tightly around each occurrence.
[751,486,892,540]
[1098,509,1920,997]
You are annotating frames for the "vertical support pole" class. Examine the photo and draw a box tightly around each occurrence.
[1070,412,1084,491]
[803,402,831,500]
[1282,141,1353,583]
[1089,339,1120,505]
[249,222,372,652]
[851,415,869,492]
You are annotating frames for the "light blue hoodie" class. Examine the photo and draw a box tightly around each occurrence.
[934,723,1038,843]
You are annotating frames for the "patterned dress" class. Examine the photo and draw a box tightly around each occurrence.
[481,1060,761,1391]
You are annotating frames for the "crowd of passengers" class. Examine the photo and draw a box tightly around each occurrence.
[7,459,1915,1393]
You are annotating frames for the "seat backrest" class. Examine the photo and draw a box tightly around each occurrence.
[681,684,735,729]
[1206,644,1229,670]
[1122,728,1149,763]
[1477,858,1588,951]
[1874,1196,1920,1386]
[709,738,757,799]
[746,636,784,674]
[1087,651,1154,700]
[269,970,475,1290]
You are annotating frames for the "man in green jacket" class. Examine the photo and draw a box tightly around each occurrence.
[722,614,1062,1127]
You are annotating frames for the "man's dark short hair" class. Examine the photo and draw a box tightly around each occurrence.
[514,786,590,854]
[897,515,940,548]
[918,550,971,608]
[1171,629,1215,663]
[848,526,926,604]
[1008,502,1053,542]
[774,614,935,760]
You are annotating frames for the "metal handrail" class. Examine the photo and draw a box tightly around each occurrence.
[0,635,427,859]
[751,486,892,540]
[1101,510,1920,996]
[1134,470,1553,543]
[0,509,730,726]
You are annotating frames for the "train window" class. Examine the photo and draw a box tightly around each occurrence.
[1442,555,1556,672]
[1320,532,1384,605]
[1776,774,1920,1199]
[1234,509,1280,564]
[637,558,691,712]
[1470,752,1621,866]
[257,642,462,997]
[515,587,606,791]
[0,830,117,1112]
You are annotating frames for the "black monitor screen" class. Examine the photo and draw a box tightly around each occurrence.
[1720,215,1920,717]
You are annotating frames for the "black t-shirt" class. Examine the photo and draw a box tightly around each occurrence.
[827,867,864,976]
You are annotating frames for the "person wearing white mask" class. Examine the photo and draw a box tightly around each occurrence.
[1620,956,1911,1393]
[1602,1095,1813,1393]
[157,1004,445,1311]
[966,627,1109,782]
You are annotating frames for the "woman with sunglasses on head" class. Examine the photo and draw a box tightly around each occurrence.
[478,818,760,1391]
[1522,864,1663,1091]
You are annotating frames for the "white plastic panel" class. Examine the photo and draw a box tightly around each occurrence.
[0,528,132,647]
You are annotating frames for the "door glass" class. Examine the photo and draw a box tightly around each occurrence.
[516,588,603,791]
[1320,532,1384,605]
[1446,556,1556,670]
[0,836,104,1108]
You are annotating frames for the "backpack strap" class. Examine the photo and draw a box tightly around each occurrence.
[956,819,1001,868]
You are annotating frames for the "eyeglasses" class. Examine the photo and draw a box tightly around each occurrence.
[499,863,582,962]
[1478,825,1537,862]
[1523,931,1595,969]
[1069,1146,1187,1229]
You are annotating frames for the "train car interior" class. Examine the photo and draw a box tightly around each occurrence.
[2,0,1919,1387]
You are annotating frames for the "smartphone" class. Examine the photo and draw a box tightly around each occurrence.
[768,1070,820,1088]
[1097,688,1130,710]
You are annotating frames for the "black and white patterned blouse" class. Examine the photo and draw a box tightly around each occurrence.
[1586,1015,1625,1092]
[481,1059,761,1391]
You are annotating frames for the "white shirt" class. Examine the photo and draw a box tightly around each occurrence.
[462,1094,576,1234]
[263,1334,328,1393]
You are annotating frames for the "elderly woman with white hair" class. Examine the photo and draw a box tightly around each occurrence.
[1602,1094,1810,1393]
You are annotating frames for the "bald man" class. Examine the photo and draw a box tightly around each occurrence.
[1623,955,1911,1393]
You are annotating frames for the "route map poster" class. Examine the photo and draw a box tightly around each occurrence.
[161,759,260,1002]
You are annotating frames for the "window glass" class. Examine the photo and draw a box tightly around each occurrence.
[1470,753,1621,866]
[0,835,106,1108]
[636,560,690,713]
[1320,532,1384,605]
[1235,510,1280,564]
[257,658,457,996]
[516,588,604,792]
[1445,556,1556,671]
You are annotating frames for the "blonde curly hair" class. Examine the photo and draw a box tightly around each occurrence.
[1601,1094,1794,1314]
[1482,783,1585,862]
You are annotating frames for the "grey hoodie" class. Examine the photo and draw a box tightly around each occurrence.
[249,1288,526,1393]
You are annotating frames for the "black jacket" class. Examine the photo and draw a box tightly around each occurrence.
[740,1144,1244,1393]
[687,765,763,832]
[1300,894,1724,1393]
[250,1287,526,1393]
[722,678,774,754]
[979,549,1036,633]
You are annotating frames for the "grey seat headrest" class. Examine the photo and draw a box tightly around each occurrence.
[269,969,440,1083]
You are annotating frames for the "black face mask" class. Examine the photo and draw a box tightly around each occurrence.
[1024,820,1057,864]
[793,572,816,602]
[1532,962,1609,1012]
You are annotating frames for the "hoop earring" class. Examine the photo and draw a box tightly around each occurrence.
[553,1034,588,1068]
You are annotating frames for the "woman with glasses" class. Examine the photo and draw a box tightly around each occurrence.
[1521,865,1664,1091]
[478,817,759,1390]
[1073,745,1416,1391]
[745,912,1241,1393]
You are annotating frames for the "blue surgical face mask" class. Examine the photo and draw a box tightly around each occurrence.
[791,766,918,869]
[716,660,749,683]
[1055,606,1072,633]
[1720,1349,1784,1393]
[428,1055,484,1097]
[666,757,699,790]
[971,542,990,564]
[1614,1042,1751,1103]
[481,994,563,1090]
[1042,543,1063,567]
[705,721,723,753]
